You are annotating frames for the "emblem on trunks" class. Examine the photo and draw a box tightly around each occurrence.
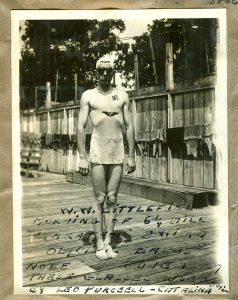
[112,94,119,101]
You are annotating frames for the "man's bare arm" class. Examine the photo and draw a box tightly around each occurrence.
[77,93,89,175]
[123,93,136,174]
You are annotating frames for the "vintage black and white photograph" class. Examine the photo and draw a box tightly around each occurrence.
[12,9,228,295]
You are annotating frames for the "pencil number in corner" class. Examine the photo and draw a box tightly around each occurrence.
[209,0,238,4]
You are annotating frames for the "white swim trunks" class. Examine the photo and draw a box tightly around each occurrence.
[89,134,124,164]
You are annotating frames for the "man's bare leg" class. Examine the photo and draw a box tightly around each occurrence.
[91,163,107,259]
[104,164,123,258]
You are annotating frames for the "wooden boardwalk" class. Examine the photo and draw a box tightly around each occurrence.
[21,172,222,287]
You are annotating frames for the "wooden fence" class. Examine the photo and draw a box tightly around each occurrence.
[20,74,216,190]
[133,82,215,189]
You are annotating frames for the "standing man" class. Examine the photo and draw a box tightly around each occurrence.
[77,56,136,260]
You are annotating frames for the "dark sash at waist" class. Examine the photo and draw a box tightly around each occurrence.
[101,111,119,117]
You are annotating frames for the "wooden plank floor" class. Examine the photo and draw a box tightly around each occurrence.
[21,172,222,287]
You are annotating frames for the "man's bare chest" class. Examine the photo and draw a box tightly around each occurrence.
[89,91,124,112]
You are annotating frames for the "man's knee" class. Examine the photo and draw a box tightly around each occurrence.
[107,191,117,204]
[95,192,106,205]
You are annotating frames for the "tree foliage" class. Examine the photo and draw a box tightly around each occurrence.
[20,18,217,108]
[122,18,217,88]
[20,19,126,107]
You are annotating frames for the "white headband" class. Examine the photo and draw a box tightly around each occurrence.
[96,57,114,69]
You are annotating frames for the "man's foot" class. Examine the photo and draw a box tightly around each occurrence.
[96,248,108,260]
[105,244,117,259]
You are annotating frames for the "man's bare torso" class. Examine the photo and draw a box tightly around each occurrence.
[84,87,128,139]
